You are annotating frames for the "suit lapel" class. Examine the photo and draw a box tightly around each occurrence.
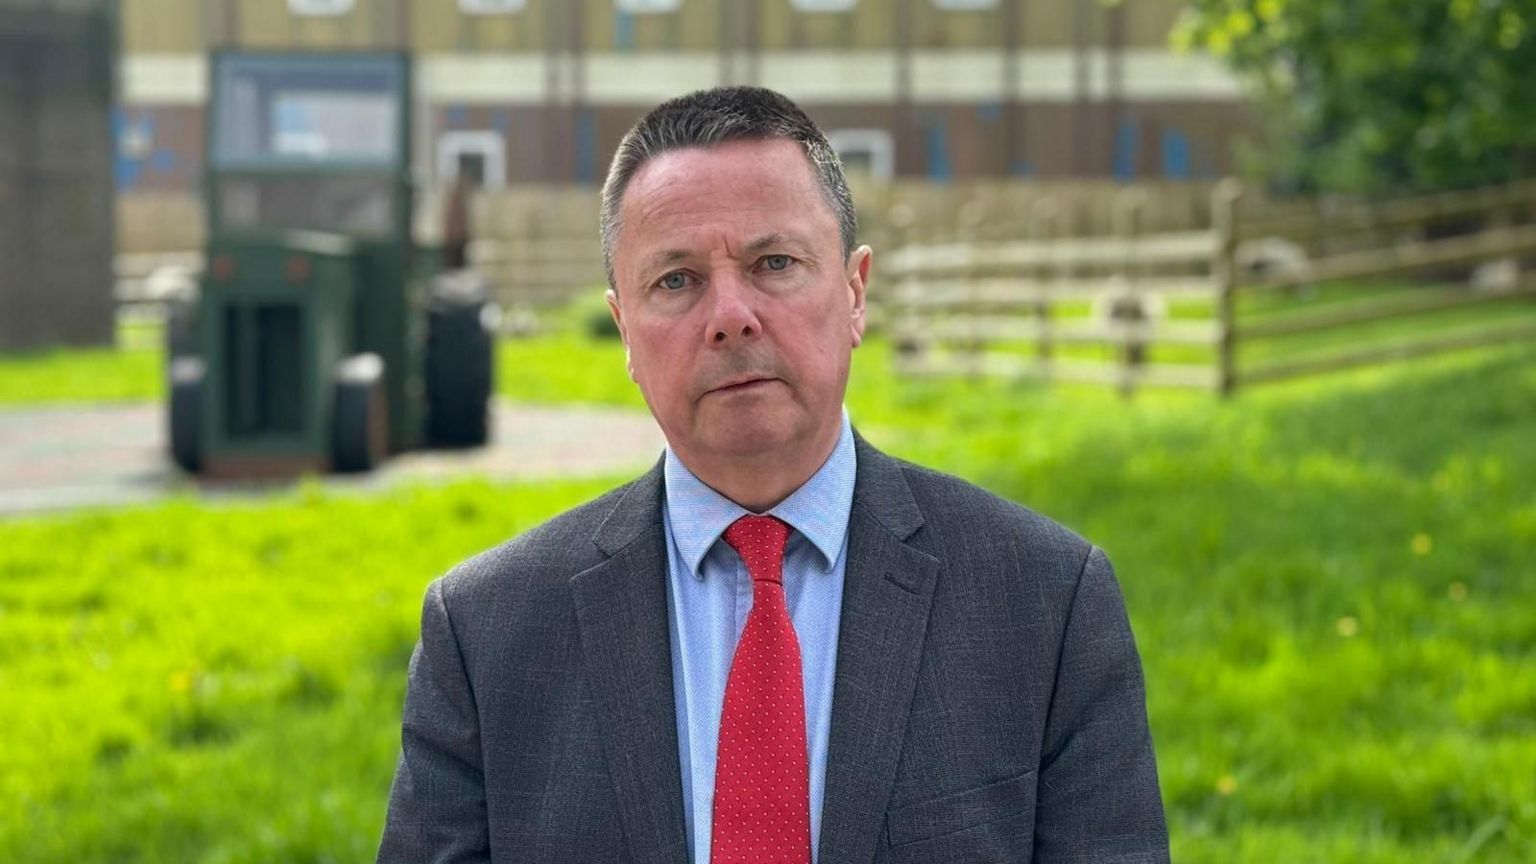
[570,459,690,864]
[817,435,940,864]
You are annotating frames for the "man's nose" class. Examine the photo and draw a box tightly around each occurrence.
[706,272,761,345]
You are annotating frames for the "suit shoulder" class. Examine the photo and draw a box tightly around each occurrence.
[893,457,1096,578]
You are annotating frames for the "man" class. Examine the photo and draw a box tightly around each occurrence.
[378,87,1168,863]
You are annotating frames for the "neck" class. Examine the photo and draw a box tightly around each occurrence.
[675,421,842,514]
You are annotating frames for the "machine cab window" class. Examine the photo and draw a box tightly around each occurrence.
[209,54,407,237]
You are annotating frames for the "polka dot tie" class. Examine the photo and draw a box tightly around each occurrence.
[710,515,811,864]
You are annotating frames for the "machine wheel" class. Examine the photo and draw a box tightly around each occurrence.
[426,271,495,447]
[333,353,389,473]
[169,357,204,474]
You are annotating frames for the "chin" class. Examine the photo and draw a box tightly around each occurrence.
[697,410,805,458]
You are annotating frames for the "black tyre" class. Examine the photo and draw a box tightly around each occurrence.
[169,357,204,474]
[426,272,494,448]
[333,354,389,473]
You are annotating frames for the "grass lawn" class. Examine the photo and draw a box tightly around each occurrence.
[2,300,1535,861]
[0,477,623,863]
[0,345,163,406]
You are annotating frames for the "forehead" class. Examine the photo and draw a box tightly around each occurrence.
[615,138,837,256]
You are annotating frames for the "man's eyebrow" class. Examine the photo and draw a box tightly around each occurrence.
[641,234,809,271]
[745,233,808,254]
[641,248,694,271]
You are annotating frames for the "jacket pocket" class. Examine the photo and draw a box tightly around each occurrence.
[885,766,1038,847]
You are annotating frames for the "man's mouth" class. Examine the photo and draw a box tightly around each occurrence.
[709,376,777,394]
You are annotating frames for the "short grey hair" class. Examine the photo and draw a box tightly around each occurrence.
[599,86,858,290]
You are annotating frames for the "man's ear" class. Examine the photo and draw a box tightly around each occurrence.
[846,245,872,348]
[605,287,635,381]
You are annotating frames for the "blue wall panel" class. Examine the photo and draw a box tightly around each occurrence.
[1113,115,1139,181]
[925,116,953,182]
[1161,127,1190,179]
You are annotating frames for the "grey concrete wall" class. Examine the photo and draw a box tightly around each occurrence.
[0,2,117,351]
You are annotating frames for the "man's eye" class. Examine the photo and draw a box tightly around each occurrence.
[659,272,689,291]
[763,255,792,271]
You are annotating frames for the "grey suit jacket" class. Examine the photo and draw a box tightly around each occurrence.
[378,432,1169,863]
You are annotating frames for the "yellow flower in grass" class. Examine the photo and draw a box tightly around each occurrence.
[1336,616,1359,638]
[1411,533,1433,556]
[1216,775,1239,796]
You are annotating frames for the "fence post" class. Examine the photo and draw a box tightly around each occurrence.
[887,202,922,372]
[1111,188,1145,399]
[1031,196,1058,375]
[956,197,987,374]
[1311,195,1330,262]
[1486,181,1518,289]
[1213,177,1244,398]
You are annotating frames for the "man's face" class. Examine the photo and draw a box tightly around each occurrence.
[607,138,869,468]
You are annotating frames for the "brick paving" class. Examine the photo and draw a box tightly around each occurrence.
[0,400,665,518]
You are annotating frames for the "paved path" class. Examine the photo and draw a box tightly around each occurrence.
[0,400,664,518]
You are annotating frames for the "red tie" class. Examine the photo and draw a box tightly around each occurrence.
[711,515,812,864]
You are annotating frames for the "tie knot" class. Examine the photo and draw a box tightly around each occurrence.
[722,515,791,584]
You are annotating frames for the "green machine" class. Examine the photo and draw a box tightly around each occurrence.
[169,50,493,477]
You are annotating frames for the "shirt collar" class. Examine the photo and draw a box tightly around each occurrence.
[663,409,856,580]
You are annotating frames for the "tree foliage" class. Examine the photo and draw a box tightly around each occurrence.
[1174,0,1536,194]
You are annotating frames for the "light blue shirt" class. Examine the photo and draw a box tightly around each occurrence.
[661,411,856,864]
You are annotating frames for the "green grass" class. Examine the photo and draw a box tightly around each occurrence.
[864,344,1536,863]
[497,332,645,409]
[3,302,1536,862]
[0,345,163,405]
[0,477,622,862]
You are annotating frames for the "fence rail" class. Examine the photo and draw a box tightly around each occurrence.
[884,231,1218,274]
[1236,318,1536,387]
[1245,222,1536,292]
[897,316,1223,346]
[894,353,1220,391]
[1236,281,1536,340]
[1240,177,1536,240]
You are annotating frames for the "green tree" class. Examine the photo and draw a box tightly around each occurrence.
[1174,0,1536,194]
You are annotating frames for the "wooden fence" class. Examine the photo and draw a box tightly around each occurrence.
[884,178,1536,397]
[457,180,1229,309]
[115,180,1232,315]
[110,178,1536,384]
[460,188,607,306]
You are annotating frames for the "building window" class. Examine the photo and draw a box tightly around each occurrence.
[459,0,526,13]
[438,131,507,190]
[827,129,894,180]
[288,0,353,16]
[616,0,681,12]
[932,0,997,9]
[790,0,857,12]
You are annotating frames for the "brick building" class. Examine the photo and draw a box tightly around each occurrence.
[116,0,1248,194]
